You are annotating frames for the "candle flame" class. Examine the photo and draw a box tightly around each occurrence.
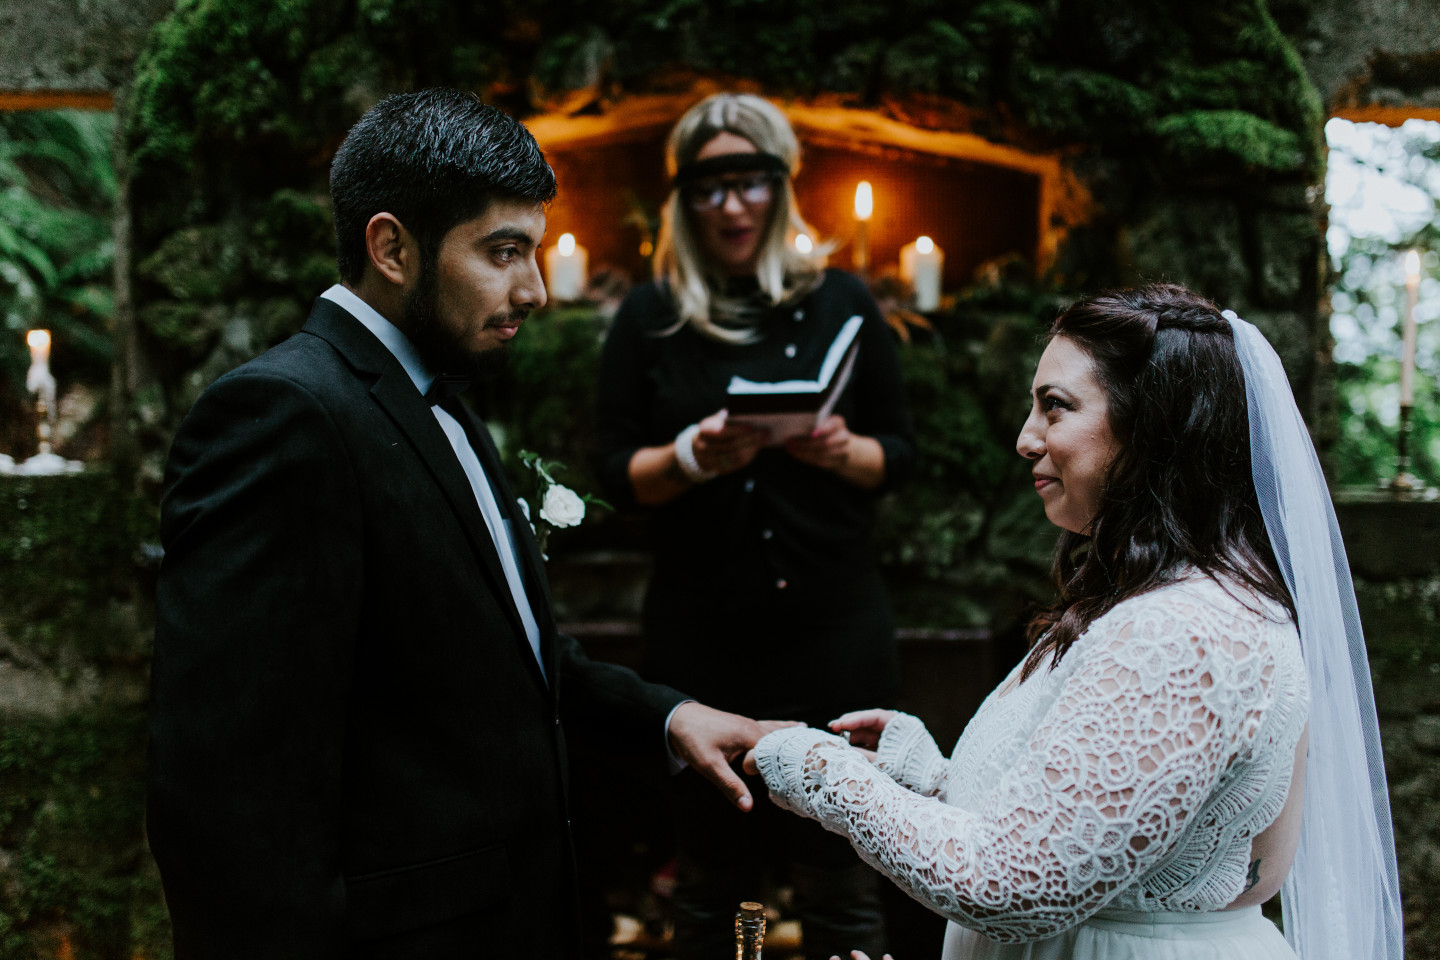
[854,181,873,221]
[916,236,934,255]
[27,329,50,351]
[794,233,814,254]
[558,233,576,257]
[1405,249,1421,281]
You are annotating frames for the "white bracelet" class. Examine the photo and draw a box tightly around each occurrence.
[673,423,718,483]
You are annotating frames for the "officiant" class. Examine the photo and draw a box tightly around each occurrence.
[594,92,916,960]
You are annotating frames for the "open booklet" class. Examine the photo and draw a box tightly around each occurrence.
[725,315,863,444]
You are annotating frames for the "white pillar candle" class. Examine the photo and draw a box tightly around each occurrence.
[900,236,945,311]
[544,233,588,302]
[1402,249,1421,407]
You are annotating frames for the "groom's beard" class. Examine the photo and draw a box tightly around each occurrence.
[401,263,521,379]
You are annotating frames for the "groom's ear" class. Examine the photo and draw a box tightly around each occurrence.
[364,212,418,289]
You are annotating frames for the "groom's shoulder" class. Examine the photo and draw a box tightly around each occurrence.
[212,327,354,401]
[216,296,375,394]
[181,311,368,437]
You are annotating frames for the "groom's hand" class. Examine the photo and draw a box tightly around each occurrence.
[668,702,800,811]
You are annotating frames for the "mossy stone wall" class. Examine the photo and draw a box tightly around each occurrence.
[1336,495,1440,960]
[0,475,165,959]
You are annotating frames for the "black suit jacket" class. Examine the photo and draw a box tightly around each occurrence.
[147,297,686,959]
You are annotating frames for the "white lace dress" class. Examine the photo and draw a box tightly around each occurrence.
[754,576,1309,959]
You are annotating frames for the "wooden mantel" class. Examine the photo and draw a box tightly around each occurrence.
[0,89,114,111]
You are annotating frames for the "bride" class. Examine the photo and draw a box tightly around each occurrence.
[746,284,1404,959]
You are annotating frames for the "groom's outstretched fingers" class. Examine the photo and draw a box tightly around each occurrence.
[828,708,898,750]
[668,703,798,812]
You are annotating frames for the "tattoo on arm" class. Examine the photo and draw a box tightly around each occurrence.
[664,460,689,484]
[1244,858,1262,893]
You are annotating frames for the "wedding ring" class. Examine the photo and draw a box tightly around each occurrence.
[842,730,852,744]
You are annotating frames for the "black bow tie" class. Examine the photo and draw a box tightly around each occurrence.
[424,374,472,406]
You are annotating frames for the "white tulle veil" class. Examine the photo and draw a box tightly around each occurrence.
[1225,311,1405,960]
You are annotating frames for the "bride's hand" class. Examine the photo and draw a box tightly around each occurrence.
[829,708,898,750]
[832,951,895,960]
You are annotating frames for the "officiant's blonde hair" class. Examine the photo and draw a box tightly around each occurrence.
[654,93,827,343]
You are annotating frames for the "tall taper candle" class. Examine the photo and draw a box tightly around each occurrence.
[25,329,55,410]
[853,181,872,275]
[1402,249,1421,407]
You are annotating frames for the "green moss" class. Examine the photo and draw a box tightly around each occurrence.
[127,0,342,169]
[881,21,985,98]
[1022,67,1158,140]
[1154,109,1307,172]
[137,225,244,302]
[0,474,155,661]
[0,710,162,959]
[246,189,339,293]
[137,301,223,357]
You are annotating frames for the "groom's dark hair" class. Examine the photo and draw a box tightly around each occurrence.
[330,89,557,284]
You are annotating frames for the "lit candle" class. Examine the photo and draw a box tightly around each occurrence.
[25,329,56,410]
[853,181,872,275]
[544,233,588,302]
[900,236,945,311]
[1402,249,1421,408]
[27,328,50,368]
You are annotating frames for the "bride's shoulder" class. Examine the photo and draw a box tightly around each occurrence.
[1086,569,1297,655]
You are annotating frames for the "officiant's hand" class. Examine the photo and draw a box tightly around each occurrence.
[785,416,886,490]
[692,410,767,475]
[828,708,898,750]
[668,702,800,811]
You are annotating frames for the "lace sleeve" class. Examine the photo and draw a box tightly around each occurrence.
[753,597,1278,941]
[873,712,949,798]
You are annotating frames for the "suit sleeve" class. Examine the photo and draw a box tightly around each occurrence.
[593,287,662,511]
[846,276,917,491]
[147,371,362,959]
[554,630,688,760]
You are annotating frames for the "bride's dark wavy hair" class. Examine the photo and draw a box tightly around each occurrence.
[1022,283,1296,680]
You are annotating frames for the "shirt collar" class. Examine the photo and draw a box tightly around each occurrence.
[320,284,436,397]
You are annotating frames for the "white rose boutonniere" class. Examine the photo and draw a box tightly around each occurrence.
[518,450,608,560]
[540,484,586,527]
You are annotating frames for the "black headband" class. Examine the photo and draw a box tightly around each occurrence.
[673,152,790,187]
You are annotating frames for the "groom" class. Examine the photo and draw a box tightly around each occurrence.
[146,89,773,959]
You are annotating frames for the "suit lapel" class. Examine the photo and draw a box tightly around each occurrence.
[444,400,560,681]
[367,370,525,636]
[301,300,542,672]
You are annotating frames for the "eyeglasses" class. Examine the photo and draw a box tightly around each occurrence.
[683,175,777,211]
